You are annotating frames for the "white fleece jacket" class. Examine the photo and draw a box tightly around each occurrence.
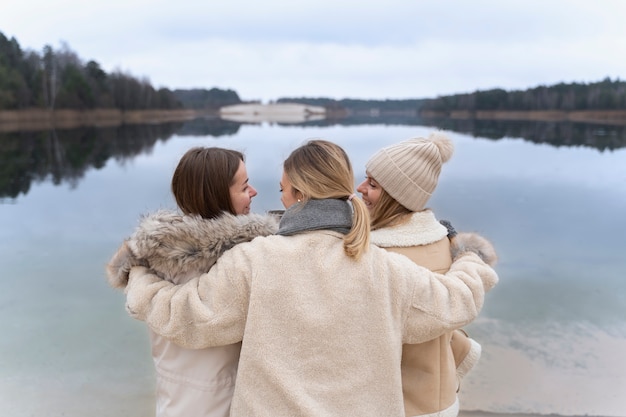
[125,229,499,417]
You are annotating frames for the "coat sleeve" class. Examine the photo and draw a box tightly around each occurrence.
[125,250,249,349]
[400,251,498,344]
[106,240,147,290]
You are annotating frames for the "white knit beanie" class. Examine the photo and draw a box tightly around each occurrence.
[365,131,454,211]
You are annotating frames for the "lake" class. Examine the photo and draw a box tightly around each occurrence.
[1,118,625,417]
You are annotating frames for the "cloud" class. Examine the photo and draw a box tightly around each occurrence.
[1,0,626,101]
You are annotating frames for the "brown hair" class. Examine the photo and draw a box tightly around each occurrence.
[370,187,412,230]
[171,147,244,219]
[283,139,370,259]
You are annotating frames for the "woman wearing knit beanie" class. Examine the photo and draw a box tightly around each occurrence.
[124,139,499,417]
[357,131,496,417]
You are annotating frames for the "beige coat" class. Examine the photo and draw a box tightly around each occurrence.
[371,211,485,417]
[125,227,499,417]
[106,210,278,417]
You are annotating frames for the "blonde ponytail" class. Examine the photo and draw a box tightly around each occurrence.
[344,196,370,260]
[283,139,371,260]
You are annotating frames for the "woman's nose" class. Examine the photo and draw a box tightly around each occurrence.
[356,180,367,194]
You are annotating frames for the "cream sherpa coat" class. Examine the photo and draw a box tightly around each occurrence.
[125,227,499,417]
[371,211,494,417]
[106,210,278,417]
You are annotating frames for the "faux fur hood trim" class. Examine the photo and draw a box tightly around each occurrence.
[370,210,448,247]
[106,210,279,289]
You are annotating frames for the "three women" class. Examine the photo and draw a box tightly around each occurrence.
[112,138,499,417]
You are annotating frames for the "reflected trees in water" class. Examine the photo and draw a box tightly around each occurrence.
[1,116,624,201]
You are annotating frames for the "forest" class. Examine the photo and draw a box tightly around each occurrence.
[418,77,626,112]
[278,77,626,115]
[0,31,240,112]
[2,29,626,115]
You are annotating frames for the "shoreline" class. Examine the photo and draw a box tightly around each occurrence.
[419,109,626,125]
[1,107,626,133]
[0,108,212,132]
[459,412,620,417]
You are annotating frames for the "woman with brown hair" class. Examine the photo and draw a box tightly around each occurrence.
[106,147,278,417]
[123,139,499,417]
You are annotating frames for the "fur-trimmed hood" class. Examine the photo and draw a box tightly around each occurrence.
[106,210,279,289]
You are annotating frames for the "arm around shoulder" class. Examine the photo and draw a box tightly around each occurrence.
[125,262,248,349]
[106,240,146,290]
[450,232,498,267]
[400,240,499,344]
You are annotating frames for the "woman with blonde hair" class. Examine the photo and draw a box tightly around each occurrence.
[124,139,499,417]
[358,131,496,417]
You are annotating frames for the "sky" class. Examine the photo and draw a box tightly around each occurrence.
[1,0,626,102]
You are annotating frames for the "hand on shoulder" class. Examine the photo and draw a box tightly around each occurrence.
[450,232,498,267]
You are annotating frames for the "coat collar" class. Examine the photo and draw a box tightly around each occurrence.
[370,210,448,248]
[277,199,352,236]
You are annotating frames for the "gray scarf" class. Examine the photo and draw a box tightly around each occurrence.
[277,199,352,236]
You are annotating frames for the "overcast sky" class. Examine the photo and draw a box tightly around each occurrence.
[2,0,625,102]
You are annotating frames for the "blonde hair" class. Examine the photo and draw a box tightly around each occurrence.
[283,139,370,259]
[370,187,412,230]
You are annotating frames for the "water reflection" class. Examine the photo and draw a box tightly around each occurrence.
[297,117,626,151]
[0,124,179,200]
[2,116,626,201]
[0,118,245,200]
[174,117,242,138]
[417,118,626,152]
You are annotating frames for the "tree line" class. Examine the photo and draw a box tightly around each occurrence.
[3,29,624,114]
[420,78,626,112]
[0,31,242,111]
[278,79,626,113]
[0,32,184,110]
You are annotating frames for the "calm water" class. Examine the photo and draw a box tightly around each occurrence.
[1,120,625,417]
